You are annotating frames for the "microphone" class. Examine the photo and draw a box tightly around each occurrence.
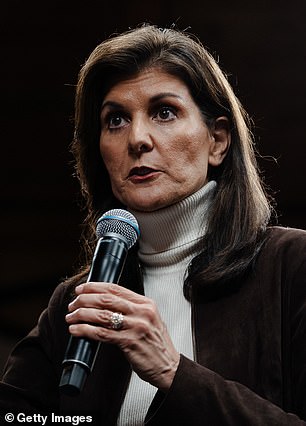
[59,209,140,396]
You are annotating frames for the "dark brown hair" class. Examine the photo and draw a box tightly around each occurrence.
[71,24,272,299]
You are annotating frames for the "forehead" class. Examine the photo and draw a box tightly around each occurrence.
[102,68,192,103]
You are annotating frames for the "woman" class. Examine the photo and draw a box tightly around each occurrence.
[1,24,306,425]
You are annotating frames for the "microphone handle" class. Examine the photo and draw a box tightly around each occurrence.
[59,234,128,396]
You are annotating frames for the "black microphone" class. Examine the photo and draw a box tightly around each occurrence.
[59,209,140,396]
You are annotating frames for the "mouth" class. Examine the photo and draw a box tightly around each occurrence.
[127,166,160,182]
[128,166,158,177]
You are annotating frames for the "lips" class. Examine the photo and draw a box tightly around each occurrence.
[128,166,157,177]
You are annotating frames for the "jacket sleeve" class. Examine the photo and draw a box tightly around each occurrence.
[0,281,73,412]
[145,355,306,425]
[145,228,306,425]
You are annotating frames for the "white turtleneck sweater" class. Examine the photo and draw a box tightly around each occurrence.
[117,181,216,426]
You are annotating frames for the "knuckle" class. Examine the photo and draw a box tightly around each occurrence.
[72,308,82,321]
[109,283,120,295]
[141,302,157,321]
[69,307,84,322]
[98,294,113,307]
[74,294,86,307]
[94,327,106,341]
[121,336,137,350]
[135,319,150,336]
[97,310,110,324]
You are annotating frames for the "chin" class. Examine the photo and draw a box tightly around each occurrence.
[124,197,167,213]
[125,195,186,213]
[128,204,162,213]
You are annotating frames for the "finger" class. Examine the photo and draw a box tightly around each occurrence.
[68,319,150,344]
[76,282,147,304]
[68,317,168,352]
[66,308,115,328]
[68,323,120,343]
[69,293,111,311]
[68,292,134,315]
[66,306,154,333]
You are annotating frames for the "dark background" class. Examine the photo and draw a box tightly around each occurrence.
[1,1,306,370]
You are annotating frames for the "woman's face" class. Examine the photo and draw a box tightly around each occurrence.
[99,68,228,212]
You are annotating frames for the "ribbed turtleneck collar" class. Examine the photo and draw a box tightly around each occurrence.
[129,181,216,267]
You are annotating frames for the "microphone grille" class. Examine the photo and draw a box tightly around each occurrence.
[96,209,140,249]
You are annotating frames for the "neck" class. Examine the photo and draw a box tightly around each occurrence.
[129,181,216,265]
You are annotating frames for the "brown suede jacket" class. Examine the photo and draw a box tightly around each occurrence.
[1,226,306,425]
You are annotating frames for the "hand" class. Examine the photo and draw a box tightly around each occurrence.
[65,282,180,392]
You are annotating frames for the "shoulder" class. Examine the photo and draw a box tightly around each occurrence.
[257,226,306,279]
[264,226,306,254]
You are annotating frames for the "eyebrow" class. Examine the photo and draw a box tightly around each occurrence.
[101,92,183,112]
[100,101,123,112]
[150,92,183,103]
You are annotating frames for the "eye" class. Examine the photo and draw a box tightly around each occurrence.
[104,112,128,130]
[154,106,177,122]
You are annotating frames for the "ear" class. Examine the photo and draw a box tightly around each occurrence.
[208,117,231,166]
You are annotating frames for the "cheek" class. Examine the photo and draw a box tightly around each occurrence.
[169,136,208,168]
[100,150,112,172]
[99,142,117,177]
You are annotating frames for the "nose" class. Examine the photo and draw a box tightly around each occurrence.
[128,117,154,155]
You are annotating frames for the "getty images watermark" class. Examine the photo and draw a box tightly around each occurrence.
[3,413,93,424]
